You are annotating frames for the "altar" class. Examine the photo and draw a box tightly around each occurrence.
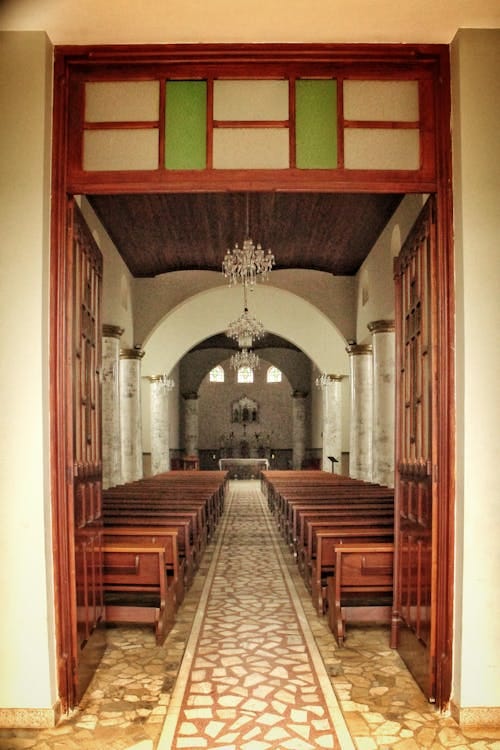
[218,457,269,479]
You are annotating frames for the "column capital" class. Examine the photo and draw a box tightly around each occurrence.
[367,319,395,334]
[103,324,124,339]
[120,348,145,360]
[346,343,373,356]
[326,374,345,382]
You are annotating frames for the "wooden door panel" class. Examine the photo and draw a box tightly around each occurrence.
[393,197,436,701]
[71,202,106,698]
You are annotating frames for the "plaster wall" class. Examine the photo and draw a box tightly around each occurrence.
[451,28,500,712]
[0,31,56,712]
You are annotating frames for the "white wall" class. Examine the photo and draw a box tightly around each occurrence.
[80,198,135,349]
[142,285,349,378]
[451,28,500,713]
[133,269,356,345]
[355,194,427,343]
[0,32,57,712]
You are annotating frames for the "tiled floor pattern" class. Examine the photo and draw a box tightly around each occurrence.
[1,480,499,750]
[157,479,352,749]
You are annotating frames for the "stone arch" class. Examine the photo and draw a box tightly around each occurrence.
[142,284,349,377]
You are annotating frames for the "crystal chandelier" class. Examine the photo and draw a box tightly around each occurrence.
[222,193,275,287]
[155,374,175,391]
[315,373,333,387]
[226,308,265,349]
[230,348,260,372]
[226,283,265,349]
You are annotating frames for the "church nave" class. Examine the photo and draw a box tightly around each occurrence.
[1,482,498,750]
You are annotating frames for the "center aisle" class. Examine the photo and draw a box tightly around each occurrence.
[157,480,354,750]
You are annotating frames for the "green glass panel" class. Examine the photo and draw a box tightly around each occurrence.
[165,81,207,170]
[295,80,337,169]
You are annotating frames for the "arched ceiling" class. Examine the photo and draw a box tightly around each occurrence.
[88,192,402,279]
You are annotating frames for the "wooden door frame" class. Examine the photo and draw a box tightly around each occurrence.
[50,42,455,712]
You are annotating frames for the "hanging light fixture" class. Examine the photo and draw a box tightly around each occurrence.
[154,374,175,391]
[222,193,275,287]
[230,348,260,372]
[315,373,333,388]
[226,281,265,349]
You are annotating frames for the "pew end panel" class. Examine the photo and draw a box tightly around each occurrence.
[99,543,176,646]
[326,543,394,646]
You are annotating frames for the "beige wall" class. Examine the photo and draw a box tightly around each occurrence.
[80,197,136,349]
[197,358,295,451]
[451,28,500,714]
[0,32,57,713]
[355,194,427,344]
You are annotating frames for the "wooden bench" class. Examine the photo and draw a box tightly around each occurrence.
[99,543,176,645]
[298,511,394,575]
[310,527,394,613]
[103,512,197,587]
[103,526,185,606]
[326,543,394,645]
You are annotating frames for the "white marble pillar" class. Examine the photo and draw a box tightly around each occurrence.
[320,375,344,473]
[149,375,174,475]
[292,391,308,470]
[102,325,124,488]
[119,348,145,483]
[183,392,199,457]
[368,320,396,487]
[347,344,373,480]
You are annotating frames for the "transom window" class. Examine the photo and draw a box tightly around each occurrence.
[209,365,225,382]
[237,366,254,384]
[267,366,282,383]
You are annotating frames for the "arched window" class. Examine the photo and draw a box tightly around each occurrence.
[237,366,254,384]
[209,365,224,382]
[267,365,282,383]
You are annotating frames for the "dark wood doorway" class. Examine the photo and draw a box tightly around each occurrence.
[392,195,454,704]
[50,43,454,712]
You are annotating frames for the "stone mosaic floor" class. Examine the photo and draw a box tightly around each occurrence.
[157,478,352,749]
[1,480,499,750]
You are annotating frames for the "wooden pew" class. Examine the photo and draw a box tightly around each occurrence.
[326,543,394,645]
[291,498,394,553]
[99,543,176,645]
[297,510,394,573]
[103,512,196,587]
[103,526,185,606]
[310,527,394,613]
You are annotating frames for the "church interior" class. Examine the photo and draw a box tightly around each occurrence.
[0,2,499,748]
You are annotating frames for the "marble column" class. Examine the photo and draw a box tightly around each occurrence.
[120,348,145,483]
[320,375,345,473]
[149,375,174,475]
[347,344,373,480]
[102,325,124,488]
[292,391,308,470]
[368,320,396,487]
[183,392,199,457]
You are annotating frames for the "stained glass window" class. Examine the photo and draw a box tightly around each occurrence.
[209,365,224,382]
[267,366,282,383]
[237,366,254,384]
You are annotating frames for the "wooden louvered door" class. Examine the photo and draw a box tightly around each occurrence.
[392,196,438,701]
[71,201,105,699]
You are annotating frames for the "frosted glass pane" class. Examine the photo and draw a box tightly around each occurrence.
[83,130,159,171]
[85,81,159,122]
[344,80,419,121]
[214,80,289,121]
[213,128,289,169]
[344,129,420,170]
